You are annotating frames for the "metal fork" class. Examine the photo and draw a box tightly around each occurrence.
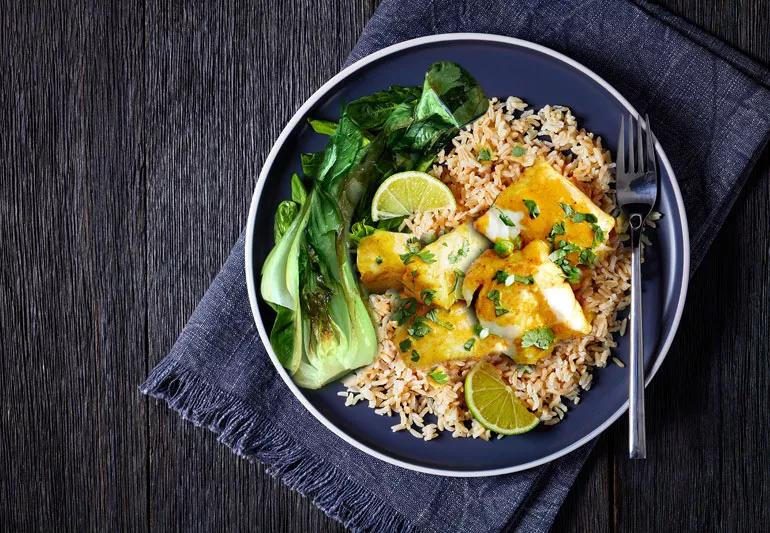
[616,114,658,460]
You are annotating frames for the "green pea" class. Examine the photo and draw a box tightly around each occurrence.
[494,239,515,257]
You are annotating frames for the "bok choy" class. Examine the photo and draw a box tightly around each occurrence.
[261,61,488,388]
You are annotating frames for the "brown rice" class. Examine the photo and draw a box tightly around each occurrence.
[343,97,635,440]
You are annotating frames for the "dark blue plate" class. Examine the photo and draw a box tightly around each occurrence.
[245,34,689,476]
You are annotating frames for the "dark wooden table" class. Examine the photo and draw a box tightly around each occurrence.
[2,1,768,531]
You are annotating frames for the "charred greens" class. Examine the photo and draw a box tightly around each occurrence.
[260,62,487,389]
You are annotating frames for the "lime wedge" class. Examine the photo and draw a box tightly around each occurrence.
[371,171,456,221]
[464,362,540,435]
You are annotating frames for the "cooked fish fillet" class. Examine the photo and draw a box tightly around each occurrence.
[463,240,591,364]
[394,302,513,369]
[356,230,412,293]
[401,222,489,309]
[475,157,615,260]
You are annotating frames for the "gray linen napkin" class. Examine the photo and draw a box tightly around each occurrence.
[141,1,770,531]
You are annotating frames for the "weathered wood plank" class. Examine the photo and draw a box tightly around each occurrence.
[0,1,147,530]
[142,1,372,531]
[656,0,770,64]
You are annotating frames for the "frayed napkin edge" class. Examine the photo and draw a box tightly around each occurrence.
[139,360,420,533]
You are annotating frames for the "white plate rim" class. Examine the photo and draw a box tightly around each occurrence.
[244,32,690,477]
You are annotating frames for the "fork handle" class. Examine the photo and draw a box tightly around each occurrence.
[628,218,646,459]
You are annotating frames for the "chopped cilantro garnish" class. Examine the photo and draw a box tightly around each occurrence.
[511,145,526,157]
[399,339,412,352]
[428,368,448,384]
[451,269,464,294]
[473,323,483,336]
[497,210,516,227]
[522,199,540,219]
[407,317,432,338]
[549,221,566,239]
[549,248,565,262]
[420,289,435,305]
[512,274,534,285]
[494,270,534,286]
[487,289,509,316]
[410,350,420,362]
[494,270,510,283]
[579,248,597,266]
[561,262,582,283]
[392,297,417,325]
[425,309,454,330]
[550,252,582,283]
[400,237,436,264]
[551,240,581,256]
[478,328,490,339]
[448,239,470,264]
[572,212,598,223]
[521,327,555,350]
[463,338,476,351]
[560,202,597,223]
[375,256,383,265]
[549,242,583,283]
[477,147,492,162]
[591,223,605,246]
[349,221,375,244]
[400,247,436,265]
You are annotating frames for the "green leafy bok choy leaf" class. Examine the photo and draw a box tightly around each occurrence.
[261,61,488,389]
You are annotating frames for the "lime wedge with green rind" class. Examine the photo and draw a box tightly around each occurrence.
[465,361,540,435]
[371,171,456,221]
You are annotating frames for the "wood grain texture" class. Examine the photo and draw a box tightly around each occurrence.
[0,2,148,531]
[0,0,767,532]
[142,1,372,532]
